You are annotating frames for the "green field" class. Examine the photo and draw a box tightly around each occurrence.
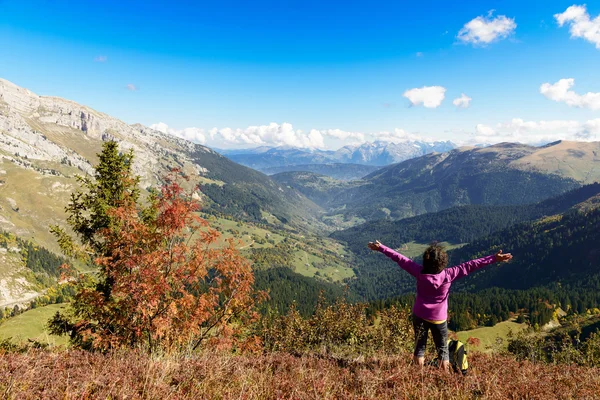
[455,319,528,353]
[400,241,465,259]
[291,249,355,282]
[203,214,355,282]
[321,214,367,229]
[0,303,68,346]
[198,214,286,250]
[0,160,73,254]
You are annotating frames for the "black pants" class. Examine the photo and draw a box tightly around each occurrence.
[412,314,449,361]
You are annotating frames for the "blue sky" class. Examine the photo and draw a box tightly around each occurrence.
[1,0,600,149]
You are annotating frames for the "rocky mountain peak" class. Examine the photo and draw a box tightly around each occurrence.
[0,78,214,186]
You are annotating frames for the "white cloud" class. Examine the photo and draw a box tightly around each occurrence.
[540,78,600,110]
[151,121,440,149]
[321,129,365,142]
[403,86,446,108]
[94,55,107,62]
[150,122,169,133]
[581,119,600,139]
[472,118,599,144]
[476,124,496,136]
[205,122,326,149]
[453,94,472,108]
[372,128,427,143]
[126,83,138,91]
[499,118,581,132]
[555,5,600,48]
[150,122,207,144]
[208,124,434,148]
[457,11,516,45]
[179,128,208,144]
[307,129,326,148]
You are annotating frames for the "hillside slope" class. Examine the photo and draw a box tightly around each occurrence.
[0,78,322,255]
[332,183,600,250]
[451,206,600,291]
[263,163,380,181]
[319,142,600,222]
[0,78,332,306]
[336,185,600,301]
[272,172,362,208]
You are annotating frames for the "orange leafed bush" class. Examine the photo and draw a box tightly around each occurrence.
[53,169,264,352]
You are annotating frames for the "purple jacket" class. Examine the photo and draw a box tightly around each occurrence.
[379,244,496,321]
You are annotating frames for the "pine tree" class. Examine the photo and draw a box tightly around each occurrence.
[51,141,138,259]
[49,142,263,351]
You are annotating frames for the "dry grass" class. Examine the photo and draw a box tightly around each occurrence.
[509,140,600,184]
[0,349,599,399]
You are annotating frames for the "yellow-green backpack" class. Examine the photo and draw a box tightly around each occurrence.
[448,339,468,375]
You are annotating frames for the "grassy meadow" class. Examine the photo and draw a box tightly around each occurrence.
[0,303,67,346]
[455,319,529,353]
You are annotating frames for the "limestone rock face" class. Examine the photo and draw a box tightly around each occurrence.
[0,77,230,257]
[0,78,213,186]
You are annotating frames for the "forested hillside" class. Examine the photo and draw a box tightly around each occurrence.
[253,267,348,316]
[331,184,600,300]
[272,171,363,208]
[333,183,600,249]
[190,147,323,227]
[356,199,600,330]
[0,231,67,309]
[451,206,600,291]
[263,163,379,181]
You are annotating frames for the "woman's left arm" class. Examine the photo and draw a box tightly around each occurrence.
[446,250,512,282]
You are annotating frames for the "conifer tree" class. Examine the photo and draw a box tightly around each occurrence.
[49,142,262,351]
[51,141,138,258]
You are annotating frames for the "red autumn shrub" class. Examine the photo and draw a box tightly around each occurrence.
[50,141,264,352]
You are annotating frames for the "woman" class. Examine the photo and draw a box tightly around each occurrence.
[368,240,512,371]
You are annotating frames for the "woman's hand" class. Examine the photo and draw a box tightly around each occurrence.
[368,240,382,251]
[495,250,512,263]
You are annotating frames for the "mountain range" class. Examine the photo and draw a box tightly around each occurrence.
[0,78,322,243]
[217,140,457,172]
[275,141,600,223]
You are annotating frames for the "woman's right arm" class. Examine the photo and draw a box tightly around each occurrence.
[368,241,422,277]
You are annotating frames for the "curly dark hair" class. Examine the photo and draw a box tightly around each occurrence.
[422,242,448,274]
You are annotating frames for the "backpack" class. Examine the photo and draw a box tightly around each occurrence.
[448,339,468,375]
